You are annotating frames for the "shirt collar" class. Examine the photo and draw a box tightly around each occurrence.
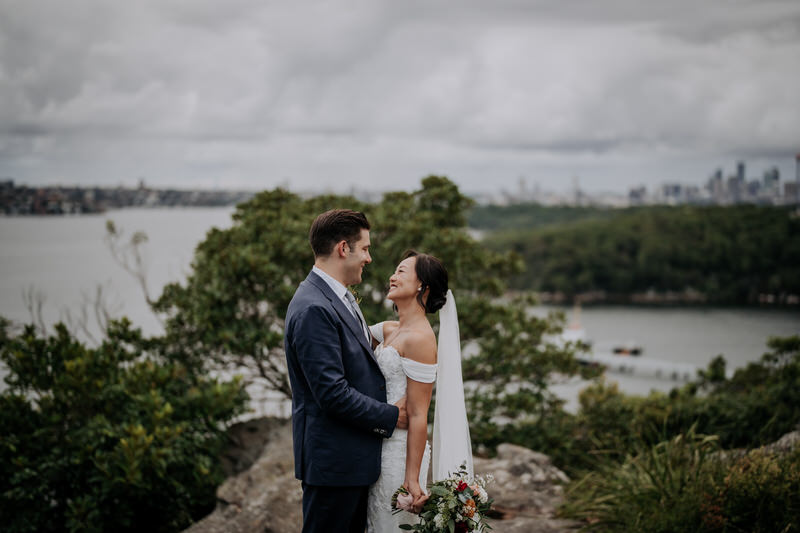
[312,265,349,301]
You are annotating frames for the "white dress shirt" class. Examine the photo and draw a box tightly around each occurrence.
[312,265,357,320]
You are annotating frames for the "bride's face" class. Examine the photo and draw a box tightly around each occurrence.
[387,256,420,302]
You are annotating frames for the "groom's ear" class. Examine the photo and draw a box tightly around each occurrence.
[336,240,349,258]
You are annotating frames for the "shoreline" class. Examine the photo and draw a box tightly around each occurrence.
[523,290,800,308]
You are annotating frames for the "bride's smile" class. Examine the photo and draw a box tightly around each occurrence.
[387,257,422,303]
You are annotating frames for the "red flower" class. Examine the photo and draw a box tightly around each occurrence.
[455,522,469,533]
[457,481,468,492]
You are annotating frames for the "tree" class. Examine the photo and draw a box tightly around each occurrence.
[488,205,800,303]
[0,318,248,533]
[152,176,593,445]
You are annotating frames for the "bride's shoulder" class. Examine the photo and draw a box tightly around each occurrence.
[398,327,437,365]
[382,320,400,338]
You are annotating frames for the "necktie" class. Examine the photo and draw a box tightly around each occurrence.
[344,291,371,343]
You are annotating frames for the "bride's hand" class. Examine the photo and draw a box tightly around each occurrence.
[403,480,429,514]
[393,396,408,430]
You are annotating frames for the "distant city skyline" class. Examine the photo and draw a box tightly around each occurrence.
[4,152,797,214]
[1,0,798,195]
[3,154,795,198]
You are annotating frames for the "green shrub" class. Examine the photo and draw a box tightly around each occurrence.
[561,427,721,532]
[562,429,800,533]
[700,448,800,533]
[0,318,248,533]
[519,336,800,476]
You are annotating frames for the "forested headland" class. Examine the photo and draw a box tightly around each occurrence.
[469,203,800,305]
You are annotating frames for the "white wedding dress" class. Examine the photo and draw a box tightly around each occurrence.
[366,325,437,533]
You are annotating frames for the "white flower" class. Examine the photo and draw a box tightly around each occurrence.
[433,513,444,529]
[476,486,488,503]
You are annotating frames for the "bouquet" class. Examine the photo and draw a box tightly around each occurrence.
[391,464,493,532]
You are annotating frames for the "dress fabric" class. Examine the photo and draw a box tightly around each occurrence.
[366,339,437,533]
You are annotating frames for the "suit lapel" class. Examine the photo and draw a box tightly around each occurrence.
[306,271,376,361]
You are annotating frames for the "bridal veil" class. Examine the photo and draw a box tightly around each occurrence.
[432,289,473,480]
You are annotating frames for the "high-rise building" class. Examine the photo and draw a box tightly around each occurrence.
[737,161,746,182]
[792,153,800,204]
[706,168,724,201]
[763,167,780,190]
[796,153,800,183]
[727,176,742,203]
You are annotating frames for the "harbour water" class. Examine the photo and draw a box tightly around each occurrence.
[1,207,798,414]
[0,207,236,338]
[536,304,799,411]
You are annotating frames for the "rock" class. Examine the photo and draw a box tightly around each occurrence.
[715,429,800,462]
[220,417,291,477]
[185,420,579,532]
[183,417,302,533]
[485,516,581,533]
[761,430,800,455]
[474,443,580,532]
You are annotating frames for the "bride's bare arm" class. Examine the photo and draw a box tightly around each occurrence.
[400,331,437,507]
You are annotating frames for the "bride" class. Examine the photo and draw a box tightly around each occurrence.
[366,250,473,532]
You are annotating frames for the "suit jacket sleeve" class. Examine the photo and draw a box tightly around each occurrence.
[292,304,399,437]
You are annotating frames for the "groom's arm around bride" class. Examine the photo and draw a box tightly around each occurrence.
[284,209,407,533]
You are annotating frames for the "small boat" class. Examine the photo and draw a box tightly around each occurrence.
[558,301,592,347]
[612,342,643,356]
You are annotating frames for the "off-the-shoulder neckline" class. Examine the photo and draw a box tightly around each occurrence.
[377,342,437,367]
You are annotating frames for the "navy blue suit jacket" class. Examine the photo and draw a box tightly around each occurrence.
[284,270,399,486]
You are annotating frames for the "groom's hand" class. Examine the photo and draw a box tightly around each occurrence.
[394,396,408,429]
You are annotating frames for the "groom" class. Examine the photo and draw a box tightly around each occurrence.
[284,208,408,533]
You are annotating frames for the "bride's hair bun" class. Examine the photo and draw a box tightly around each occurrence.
[403,250,448,314]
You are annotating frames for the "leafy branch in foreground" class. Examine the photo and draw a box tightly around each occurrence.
[0,317,247,533]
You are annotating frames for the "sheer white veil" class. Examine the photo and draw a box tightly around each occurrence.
[432,289,473,481]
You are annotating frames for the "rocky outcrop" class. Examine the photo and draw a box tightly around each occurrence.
[760,429,800,455]
[183,417,301,533]
[474,444,580,532]
[184,418,579,533]
[714,429,800,463]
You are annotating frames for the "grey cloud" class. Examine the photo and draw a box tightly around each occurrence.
[0,0,797,192]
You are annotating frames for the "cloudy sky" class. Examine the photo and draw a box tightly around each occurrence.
[1,0,798,195]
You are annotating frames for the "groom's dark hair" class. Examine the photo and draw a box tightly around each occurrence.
[309,209,371,257]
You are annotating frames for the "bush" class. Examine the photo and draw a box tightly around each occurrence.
[0,318,248,533]
[557,336,800,532]
[521,336,800,476]
[561,428,722,532]
[701,447,800,532]
[561,429,800,533]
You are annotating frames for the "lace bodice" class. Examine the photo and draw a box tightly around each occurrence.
[366,324,436,533]
[369,322,437,395]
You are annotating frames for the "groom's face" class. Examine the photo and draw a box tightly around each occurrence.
[343,228,371,286]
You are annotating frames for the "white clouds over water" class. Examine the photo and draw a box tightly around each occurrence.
[1,0,798,193]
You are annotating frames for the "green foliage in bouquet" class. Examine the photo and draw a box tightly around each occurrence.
[394,464,494,533]
[0,318,248,533]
